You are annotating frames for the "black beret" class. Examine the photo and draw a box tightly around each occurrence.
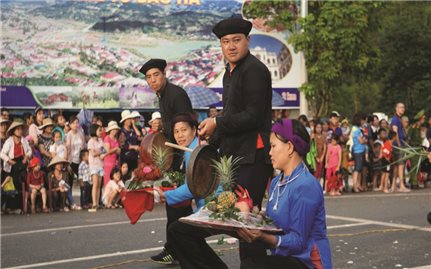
[139,59,167,75]
[212,17,252,39]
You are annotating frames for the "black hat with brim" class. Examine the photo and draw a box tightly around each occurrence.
[212,17,252,39]
[139,59,167,75]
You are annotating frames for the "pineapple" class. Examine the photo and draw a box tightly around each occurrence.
[152,145,170,176]
[211,156,242,211]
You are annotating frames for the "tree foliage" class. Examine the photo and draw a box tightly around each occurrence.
[245,1,431,119]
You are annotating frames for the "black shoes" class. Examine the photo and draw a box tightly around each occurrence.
[150,248,178,265]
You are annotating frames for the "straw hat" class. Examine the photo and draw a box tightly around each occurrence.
[149,112,161,125]
[120,110,135,123]
[7,121,24,135]
[0,118,10,125]
[48,155,69,168]
[38,118,54,130]
[106,121,120,133]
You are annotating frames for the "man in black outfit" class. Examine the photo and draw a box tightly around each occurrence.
[139,59,194,265]
[167,17,273,269]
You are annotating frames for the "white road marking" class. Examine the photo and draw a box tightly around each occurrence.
[2,238,235,269]
[1,217,167,237]
[327,222,373,230]
[325,192,431,199]
[407,266,431,269]
[327,215,431,232]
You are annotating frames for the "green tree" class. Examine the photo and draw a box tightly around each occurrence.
[376,2,431,117]
[245,1,381,117]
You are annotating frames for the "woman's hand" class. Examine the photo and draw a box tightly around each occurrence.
[153,187,166,203]
[236,228,263,243]
[8,159,16,165]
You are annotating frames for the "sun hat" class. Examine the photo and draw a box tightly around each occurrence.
[149,112,161,125]
[120,110,135,123]
[38,118,54,130]
[6,121,24,135]
[131,111,141,119]
[271,119,310,157]
[106,121,120,133]
[28,157,40,169]
[48,155,69,168]
[0,118,10,125]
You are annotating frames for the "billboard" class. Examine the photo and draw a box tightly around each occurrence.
[1,0,301,109]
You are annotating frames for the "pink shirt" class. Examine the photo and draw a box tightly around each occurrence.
[327,143,341,168]
[103,135,119,166]
[88,138,104,169]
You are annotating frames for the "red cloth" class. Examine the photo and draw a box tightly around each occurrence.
[382,140,393,161]
[120,189,154,224]
[14,141,24,158]
[310,244,323,269]
[256,133,264,149]
[326,166,337,192]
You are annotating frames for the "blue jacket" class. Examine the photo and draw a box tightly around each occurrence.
[165,137,205,210]
[267,162,332,269]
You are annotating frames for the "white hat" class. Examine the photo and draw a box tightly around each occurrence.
[149,112,161,124]
[7,121,24,135]
[120,110,134,123]
[48,155,69,168]
[0,118,10,125]
[106,121,120,133]
[131,111,141,119]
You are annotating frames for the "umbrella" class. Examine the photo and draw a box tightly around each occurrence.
[185,86,220,108]
[272,90,285,107]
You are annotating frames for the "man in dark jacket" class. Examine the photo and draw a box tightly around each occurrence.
[167,17,274,269]
[139,59,193,265]
[139,59,193,141]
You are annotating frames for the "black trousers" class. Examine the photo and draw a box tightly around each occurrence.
[235,149,273,261]
[167,149,273,268]
[164,203,193,257]
[168,221,298,269]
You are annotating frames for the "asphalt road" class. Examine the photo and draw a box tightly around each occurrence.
[1,189,430,269]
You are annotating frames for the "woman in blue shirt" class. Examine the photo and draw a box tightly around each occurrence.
[167,119,332,269]
[237,119,332,268]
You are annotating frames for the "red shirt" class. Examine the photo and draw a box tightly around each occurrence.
[256,133,264,149]
[27,171,46,186]
[14,141,24,159]
[382,140,393,161]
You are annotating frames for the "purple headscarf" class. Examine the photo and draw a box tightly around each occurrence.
[271,119,310,157]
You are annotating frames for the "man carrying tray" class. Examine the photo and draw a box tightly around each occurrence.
[164,17,274,268]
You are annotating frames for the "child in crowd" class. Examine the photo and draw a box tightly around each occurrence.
[326,134,342,196]
[120,162,131,183]
[380,130,397,193]
[87,124,106,212]
[102,168,124,209]
[78,149,92,209]
[49,127,67,159]
[1,175,18,214]
[27,157,49,213]
[372,140,383,191]
[314,122,327,182]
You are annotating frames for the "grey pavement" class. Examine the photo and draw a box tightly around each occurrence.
[1,189,431,269]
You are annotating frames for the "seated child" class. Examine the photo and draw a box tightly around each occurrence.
[102,168,125,208]
[78,149,92,209]
[27,157,49,213]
